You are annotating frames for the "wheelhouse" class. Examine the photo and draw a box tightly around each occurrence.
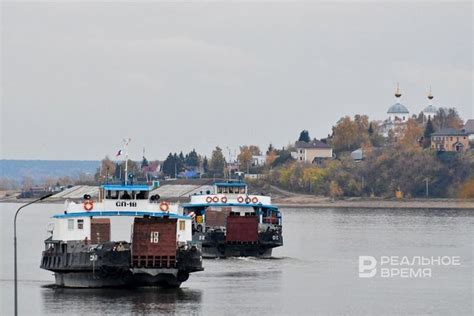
[214,182,247,195]
[101,184,151,201]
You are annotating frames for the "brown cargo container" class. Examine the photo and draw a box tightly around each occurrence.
[132,217,177,268]
[90,218,111,244]
[226,215,258,243]
[205,207,231,227]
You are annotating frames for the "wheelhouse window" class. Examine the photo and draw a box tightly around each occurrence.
[120,191,134,199]
[77,219,84,230]
[67,219,74,230]
[179,220,186,231]
[106,190,119,200]
[136,191,149,200]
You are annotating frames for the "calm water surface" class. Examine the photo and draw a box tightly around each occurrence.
[1,203,473,315]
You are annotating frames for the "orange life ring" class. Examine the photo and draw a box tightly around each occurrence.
[245,197,251,204]
[221,196,228,203]
[237,196,244,203]
[206,196,213,203]
[160,201,169,212]
[84,200,94,211]
[212,196,219,203]
[252,197,258,203]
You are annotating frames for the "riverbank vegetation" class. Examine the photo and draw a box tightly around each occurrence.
[2,108,472,199]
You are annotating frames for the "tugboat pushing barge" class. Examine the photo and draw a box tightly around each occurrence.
[40,184,203,288]
[181,181,283,258]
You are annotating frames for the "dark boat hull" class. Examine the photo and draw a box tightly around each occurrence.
[53,270,183,288]
[194,229,283,259]
[41,240,203,288]
[201,244,273,258]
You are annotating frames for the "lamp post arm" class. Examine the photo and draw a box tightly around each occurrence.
[13,192,53,316]
[14,193,54,230]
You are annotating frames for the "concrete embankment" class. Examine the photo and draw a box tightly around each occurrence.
[2,184,474,210]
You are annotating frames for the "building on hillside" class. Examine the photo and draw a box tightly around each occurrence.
[291,139,333,163]
[251,155,267,167]
[462,119,474,143]
[350,148,364,161]
[380,83,411,137]
[431,128,469,152]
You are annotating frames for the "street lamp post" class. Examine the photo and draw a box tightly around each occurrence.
[14,193,53,316]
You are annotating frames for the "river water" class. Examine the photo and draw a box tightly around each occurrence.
[0,203,472,315]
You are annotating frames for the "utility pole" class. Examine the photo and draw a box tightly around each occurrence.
[14,193,53,316]
[425,178,429,197]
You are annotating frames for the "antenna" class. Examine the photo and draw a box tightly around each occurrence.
[123,138,131,185]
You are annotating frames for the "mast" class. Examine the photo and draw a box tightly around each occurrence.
[123,138,131,185]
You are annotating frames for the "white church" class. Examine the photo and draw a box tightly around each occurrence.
[380,84,437,137]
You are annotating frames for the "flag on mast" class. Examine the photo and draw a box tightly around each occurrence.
[116,149,123,157]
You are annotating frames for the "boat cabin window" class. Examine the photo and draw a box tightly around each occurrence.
[67,219,74,230]
[106,190,120,200]
[216,185,246,194]
[106,190,148,200]
[120,191,134,199]
[135,190,149,200]
[179,220,186,231]
[77,219,84,230]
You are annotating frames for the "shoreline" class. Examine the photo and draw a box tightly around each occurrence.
[2,197,474,210]
[273,197,474,209]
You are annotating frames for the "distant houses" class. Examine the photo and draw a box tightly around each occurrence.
[431,128,469,152]
[291,139,333,164]
[462,119,474,143]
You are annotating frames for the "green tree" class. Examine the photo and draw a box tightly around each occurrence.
[185,149,200,167]
[298,130,311,142]
[423,117,435,148]
[162,153,183,177]
[141,156,149,168]
[368,122,374,136]
[210,146,226,176]
[202,157,209,173]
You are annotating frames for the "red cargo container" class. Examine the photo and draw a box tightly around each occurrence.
[91,218,111,244]
[132,217,177,268]
[226,215,258,243]
[205,207,231,227]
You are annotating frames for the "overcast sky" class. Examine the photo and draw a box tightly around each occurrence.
[1,1,472,161]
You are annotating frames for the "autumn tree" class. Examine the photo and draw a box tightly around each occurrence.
[95,156,116,182]
[399,119,423,150]
[266,144,278,167]
[238,145,261,172]
[332,115,370,153]
[458,178,474,199]
[432,108,464,130]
